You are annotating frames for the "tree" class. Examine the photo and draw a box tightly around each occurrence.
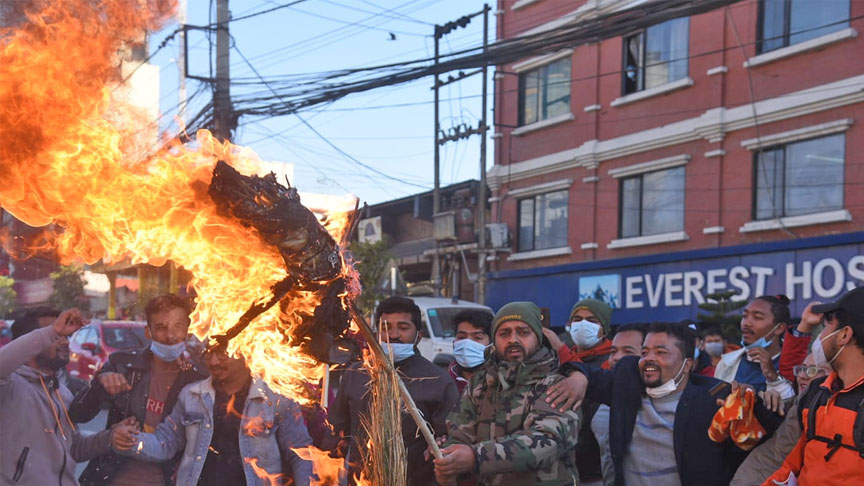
[697,289,747,341]
[49,265,89,312]
[0,276,16,318]
[352,240,393,315]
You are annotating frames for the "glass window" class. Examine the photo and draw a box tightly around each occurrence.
[517,190,569,251]
[754,134,845,219]
[759,0,849,53]
[620,167,685,238]
[623,17,689,95]
[427,307,493,338]
[103,326,148,350]
[518,58,571,126]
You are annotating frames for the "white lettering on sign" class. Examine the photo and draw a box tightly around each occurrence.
[622,256,864,309]
[626,276,644,309]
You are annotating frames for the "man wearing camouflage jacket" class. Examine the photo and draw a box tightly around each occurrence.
[434,301,581,486]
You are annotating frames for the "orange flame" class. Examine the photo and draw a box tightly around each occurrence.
[0,0,361,403]
[244,457,283,486]
[0,2,373,484]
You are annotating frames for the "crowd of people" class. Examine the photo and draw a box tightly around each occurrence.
[1,286,863,486]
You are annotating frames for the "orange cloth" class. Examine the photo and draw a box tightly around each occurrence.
[708,387,766,451]
[557,338,612,366]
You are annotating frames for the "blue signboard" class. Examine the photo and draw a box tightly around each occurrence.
[486,233,864,327]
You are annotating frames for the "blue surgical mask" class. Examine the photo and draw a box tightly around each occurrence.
[453,339,489,370]
[742,322,782,350]
[150,341,186,362]
[381,342,415,363]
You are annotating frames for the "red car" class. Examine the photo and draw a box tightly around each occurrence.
[67,320,149,392]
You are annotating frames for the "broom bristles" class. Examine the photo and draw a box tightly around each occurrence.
[359,351,407,486]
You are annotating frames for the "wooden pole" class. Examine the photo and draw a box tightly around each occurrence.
[346,301,444,460]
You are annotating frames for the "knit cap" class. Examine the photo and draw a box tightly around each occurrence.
[493,301,543,342]
[569,298,612,335]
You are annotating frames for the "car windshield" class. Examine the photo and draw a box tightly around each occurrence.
[103,326,148,349]
[427,307,493,338]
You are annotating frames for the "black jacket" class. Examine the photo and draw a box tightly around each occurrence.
[563,356,782,486]
[329,353,459,486]
[69,347,207,486]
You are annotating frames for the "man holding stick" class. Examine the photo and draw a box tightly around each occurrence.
[434,301,581,486]
[330,296,459,486]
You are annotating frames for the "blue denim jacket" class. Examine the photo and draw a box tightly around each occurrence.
[120,376,313,486]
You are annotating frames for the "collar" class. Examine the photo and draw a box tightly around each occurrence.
[720,347,747,366]
[17,365,60,384]
[822,370,864,394]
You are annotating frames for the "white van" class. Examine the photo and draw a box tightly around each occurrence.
[411,296,494,367]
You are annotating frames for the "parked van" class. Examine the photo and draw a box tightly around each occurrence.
[411,297,493,367]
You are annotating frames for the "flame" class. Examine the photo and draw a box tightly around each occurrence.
[0,1,374,483]
[0,0,361,403]
[244,457,283,486]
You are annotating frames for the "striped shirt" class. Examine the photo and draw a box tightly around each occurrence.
[623,390,682,486]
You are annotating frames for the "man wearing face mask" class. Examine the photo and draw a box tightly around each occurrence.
[70,294,207,486]
[330,296,459,486]
[544,298,613,368]
[762,286,864,485]
[558,322,780,486]
[542,298,612,484]
[714,295,802,399]
[449,309,493,395]
[434,301,580,486]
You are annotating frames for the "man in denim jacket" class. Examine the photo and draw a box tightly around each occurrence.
[112,345,313,486]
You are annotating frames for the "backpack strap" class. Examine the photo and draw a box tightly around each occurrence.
[853,396,864,458]
[800,384,831,442]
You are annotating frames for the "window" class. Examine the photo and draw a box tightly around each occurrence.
[518,58,571,126]
[517,190,568,251]
[754,134,845,220]
[619,167,685,238]
[758,0,849,53]
[623,17,689,95]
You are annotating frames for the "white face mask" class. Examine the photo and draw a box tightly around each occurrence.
[645,360,689,399]
[569,320,602,348]
[704,342,724,357]
[381,342,415,363]
[812,328,846,369]
[452,339,489,369]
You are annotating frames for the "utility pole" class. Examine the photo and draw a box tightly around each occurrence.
[213,0,234,141]
[431,7,489,302]
[477,5,490,305]
[177,0,188,123]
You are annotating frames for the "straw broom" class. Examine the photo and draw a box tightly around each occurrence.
[359,342,407,486]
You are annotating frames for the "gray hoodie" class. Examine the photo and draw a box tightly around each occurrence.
[0,326,112,486]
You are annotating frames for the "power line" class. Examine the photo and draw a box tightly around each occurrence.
[231,41,432,190]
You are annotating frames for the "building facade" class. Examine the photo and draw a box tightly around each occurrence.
[487,0,864,325]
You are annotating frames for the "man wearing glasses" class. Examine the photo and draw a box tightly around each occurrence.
[329,296,459,486]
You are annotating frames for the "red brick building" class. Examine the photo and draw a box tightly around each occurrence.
[486,0,864,325]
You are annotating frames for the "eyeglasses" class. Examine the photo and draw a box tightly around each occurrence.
[794,365,828,378]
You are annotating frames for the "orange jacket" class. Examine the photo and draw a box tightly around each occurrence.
[762,372,864,485]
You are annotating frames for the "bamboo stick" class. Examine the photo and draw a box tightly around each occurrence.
[346,301,444,460]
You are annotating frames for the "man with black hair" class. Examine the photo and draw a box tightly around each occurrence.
[715,296,801,399]
[0,308,123,486]
[556,322,779,486]
[702,326,726,376]
[762,286,864,485]
[330,296,459,486]
[449,308,493,394]
[69,293,207,486]
[592,323,647,486]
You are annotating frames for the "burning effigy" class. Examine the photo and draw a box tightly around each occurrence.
[0,0,358,403]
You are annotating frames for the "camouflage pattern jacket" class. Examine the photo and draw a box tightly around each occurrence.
[445,346,581,486]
